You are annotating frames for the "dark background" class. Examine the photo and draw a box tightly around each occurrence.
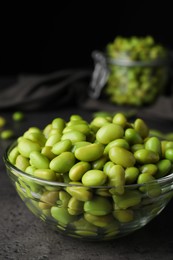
[0,2,172,75]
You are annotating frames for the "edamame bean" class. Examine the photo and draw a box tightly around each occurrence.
[69,161,91,181]
[0,129,14,139]
[63,124,90,135]
[75,143,104,162]
[66,184,93,201]
[165,148,173,162]
[109,147,136,168]
[140,164,158,175]
[51,139,72,155]
[106,165,125,195]
[8,146,19,164]
[34,169,57,181]
[71,217,98,237]
[39,190,59,209]
[113,209,134,223]
[125,128,143,145]
[82,170,107,186]
[18,138,41,158]
[50,152,76,173]
[51,206,77,226]
[59,190,71,207]
[104,139,130,154]
[91,155,108,170]
[45,133,62,146]
[12,111,24,121]
[145,137,162,157]
[15,155,30,171]
[103,161,115,175]
[61,130,86,144]
[30,151,50,169]
[113,190,142,209]
[84,196,112,216]
[68,197,84,215]
[134,149,159,164]
[84,213,114,227]
[112,113,127,128]
[134,118,149,138]
[137,173,161,196]
[41,146,56,160]
[23,132,46,147]
[96,123,124,144]
[51,118,66,132]
[125,167,139,184]
[155,159,172,178]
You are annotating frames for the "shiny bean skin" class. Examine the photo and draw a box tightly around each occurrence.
[84,196,112,216]
[69,161,91,181]
[134,149,159,164]
[30,151,50,169]
[109,147,136,168]
[18,138,41,158]
[96,123,124,144]
[75,143,104,162]
[50,152,76,173]
[82,170,107,186]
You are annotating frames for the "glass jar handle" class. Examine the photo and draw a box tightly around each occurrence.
[89,51,109,99]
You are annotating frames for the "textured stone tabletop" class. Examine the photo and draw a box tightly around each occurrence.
[1,108,173,260]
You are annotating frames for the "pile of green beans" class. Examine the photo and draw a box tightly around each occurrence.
[0,112,24,140]
[7,113,173,240]
[104,36,169,106]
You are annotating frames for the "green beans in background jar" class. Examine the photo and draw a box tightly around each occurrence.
[4,112,173,241]
[90,36,171,106]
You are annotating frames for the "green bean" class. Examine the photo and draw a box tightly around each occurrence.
[134,149,159,164]
[84,213,114,227]
[66,184,93,202]
[18,138,41,158]
[113,190,142,209]
[51,206,77,226]
[125,167,139,184]
[106,165,125,194]
[51,139,72,155]
[61,130,86,144]
[34,169,57,181]
[68,197,84,215]
[69,161,91,181]
[82,170,107,186]
[12,111,24,121]
[113,209,134,222]
[75,143,104,162]
[96,123,124,144]
[39,190,59,209]
[50,152,76,173]
[30,151,50,169]
[0,129,14,139]
[15,155,30,171]
[109,147,136,168]
[84,196,112,216]
[112,113,127,128]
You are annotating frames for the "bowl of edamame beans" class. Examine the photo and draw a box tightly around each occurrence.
[90,36,171,106]
[3,113,173,241]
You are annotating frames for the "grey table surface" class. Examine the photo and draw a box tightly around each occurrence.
[0,107,173,260]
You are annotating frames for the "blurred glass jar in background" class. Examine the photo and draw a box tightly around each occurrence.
[90,36,172,106]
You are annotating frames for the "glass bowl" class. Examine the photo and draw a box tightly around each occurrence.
[4,142,173,241]
[90,35,172,107]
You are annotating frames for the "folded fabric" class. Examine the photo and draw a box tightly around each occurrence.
[0,70,91,110]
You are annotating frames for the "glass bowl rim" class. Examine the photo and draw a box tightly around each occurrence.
[3,140,173,189]
[92,50,172,67]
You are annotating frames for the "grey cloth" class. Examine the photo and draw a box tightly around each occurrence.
[0,70,91,110]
